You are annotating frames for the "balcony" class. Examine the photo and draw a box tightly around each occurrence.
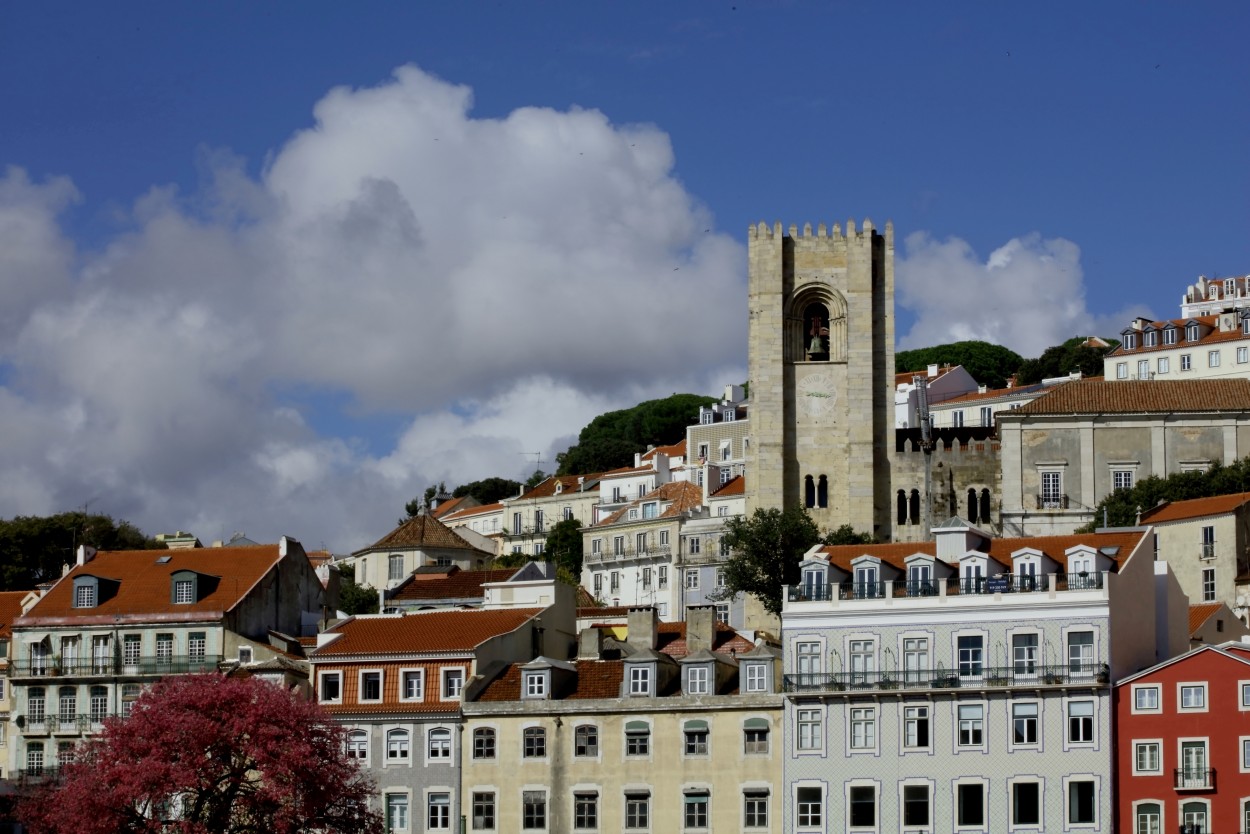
[1200,543,1216,560]
[585,544,673,564]
[782,662,1109,695]
[1035,494,1070,510]
[1174,768,1215,791]
[17,712,116,736]
[786,573,1104,604]
[13,767,60,783]
[10,654,223,680]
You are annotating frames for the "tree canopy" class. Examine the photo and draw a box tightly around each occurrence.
[544,517,585,578]
[18,674,381,834]
[0,512,157,592]
[335,566,379,616]
[717,507,822,616]
[822,524,876,546]
[452,477,523,504]
[1014,336,1118,385]
[556,393,716,475]
[895,341,1024,390]
[1079,457,1250,531]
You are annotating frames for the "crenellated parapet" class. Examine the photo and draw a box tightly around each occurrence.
[747,218,894,246]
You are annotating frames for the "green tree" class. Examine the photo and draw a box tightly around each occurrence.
[1079,457,1250,531]
[822,524,876,545]
[452,477,523,504]
[1014,336,1119,385]
[717,507,821,616]
[525,470,548,490]
[0,512,157,591]
[556,393,716,475]
[895,341,1025,389]
[544,517,585,578]
[335,566,379,615]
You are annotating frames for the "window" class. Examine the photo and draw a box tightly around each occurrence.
[427,727,450,759]
[1012,633,1039,675]
[684,791,709,829]
[522,791,546,830]
[360,671,382,702]
[797,708,822,750]
[1165,327,1178,345]
[173,579,193,604]
[346,729,368,760]
[641,567,652,589]
[1012,782,1041,826]
[1135,803,1162,834]
[1138,359,1150,378]
[957,783,985,827]
[1116,362,1128,379]
[952,409,965,426]
[574,792,597,830]
[1209,349,1221,368]
[1041,470,1063,507]
[471,792,495,830]
[472,727,495,759]
[689,538,701,556]
[525,672,546,698]
[715,603,729,624]
[745,664,767,692]
[849,640,875,684]
[658,565,668,587]
[442,668,464,699]
[904,706,929,749]
[1113,469,1134,490]
[386,728,410,761]
[958,635,983,677]
[155,633,173,664]
[1181,800,1207,833]
[1187,322,1200,342]
[401,670,424,701]
[188,632,205,663]
[74,583,96,608]
[1124,332,1137,349]
[721,443,731,461]
[684,721,709,755]
[25,741,44,776]
[1179,683,1207,710]
[523,726,546,758]
[1068,631,1094,673]
[1012,702,1038,745]
[121,683,140,718]
[687,666,710,695]
[1182,353,1192,371]
[1068,700,1094,742]
[1134,685,1159,711]
[57,687,75,724]
[388,554,404,581]
[1240,347,1248,364]
[591,538,601,555]
[903,784,930,828]
[848,785,875,828]
[593,574,602,594]
[1180,741,1209,788]
[386,794,409,832]
[715,568,726,588]
[796,787,823,827]
[428,793,451,830]
[89,685,107,722]
[123,634,140,667]
[28,686,45,724]
[1145,329,1157,347]
[610,572,620,592]
[796,641,821,675]
[319,672,342,703]
[1242,681,1250,708]
[849,707,876,750]
[629,666,651,695]
[1201,568,1215,602]
[743,721,769,754]
[625,793,649,829]
[903,637,929,683]
[1158,356,1170,374]
[625,721,649,756]
[574,724,597,757]
[1134,741,1161,773]
[743,791,768,828]
[958,704,983,746]
[980,406,993,427]
[237,646,253,664]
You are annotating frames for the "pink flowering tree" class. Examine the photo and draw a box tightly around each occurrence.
[18,673,382,834]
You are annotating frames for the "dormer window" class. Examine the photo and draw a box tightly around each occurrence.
[174,578,193,604]
[723,409,736,422]
[73,577,98,609]
[1164,326,1178,345]
[523,671,548,699]
[1243,315,1250,336]
[1122,332,1136,350]
[1186,322,1200,342]
[629,665,652,696]
[701,410,714,425]
[1209,285,1220,299]
[1144,329,1157,347]
[686,665,711,695]
[642,502,658,520]
[743,662,769,693]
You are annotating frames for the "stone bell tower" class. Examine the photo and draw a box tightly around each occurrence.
[745,218,894,538]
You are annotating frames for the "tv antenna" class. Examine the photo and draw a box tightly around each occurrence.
[519,452,544,474]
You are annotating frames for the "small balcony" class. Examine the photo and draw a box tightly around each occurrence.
[17,712,116,736]
[786,573,1104,604]
[9,654,223,680]
[782,662,1109,695]
[584,544,673,564]
[1035,494,1070,510]
[1199,543,1216,560]
[13,766,60,783]
[1174,768,1215,791]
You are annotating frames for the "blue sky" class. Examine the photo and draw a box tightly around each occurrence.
[1,2,1246,551]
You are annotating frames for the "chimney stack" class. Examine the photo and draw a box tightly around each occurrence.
[626,606,658,651]
[685,605,716,655]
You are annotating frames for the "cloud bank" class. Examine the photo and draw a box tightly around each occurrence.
[0,66,745,551]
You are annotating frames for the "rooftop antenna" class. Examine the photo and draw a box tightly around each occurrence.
[519,452,544,475]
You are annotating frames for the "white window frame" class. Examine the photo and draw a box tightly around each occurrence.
[318,671,343,704]
[1209,349,1221,368]
[1178,682,1208,712]
[1133,739,1163,775]
[386,727,411,763]
[848,706,877,753]
[1063,774,1099,828]
[524,672,547,698]
[629,665,651,696]
[956,701,986,750]
[1132,684,1161,714]
[1239,680,1250,711]
[1065,698,1096,748]
[1009,699,1040,749]
[441,667,465,701]
[1008,777,1044,830]
[1158,356,1170,374]
[399,668,425,702]
[358,669,383,703]
[1181,353,1193,371]
[687,666,710,695]
[796,707,823,753]
[744,663,767,693]
[902,705,929,751]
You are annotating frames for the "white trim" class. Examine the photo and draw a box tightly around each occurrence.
[1130,683,1162,714]
[1132,738,1164,775]
[317,669,343,704]
[357,668,383,703]
[398,667,425,702]
[1061,773,1099,831]
[1176,681,1208,713]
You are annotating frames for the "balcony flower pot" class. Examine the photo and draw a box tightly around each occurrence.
[987,675,1009,687]
[1042,672,1064,685]
[878,678,898,691]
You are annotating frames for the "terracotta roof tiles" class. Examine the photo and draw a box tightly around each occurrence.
[1189,603,1224,634]
[0,591,29,639]
[517,474,603,500]
[1010,379,1250,416]
[313,608,541,656]
[388,568,518,602]
[1140,492,1250,525]
[816,529,1146,572]
[711,475,745,497]
[355,514,482,555]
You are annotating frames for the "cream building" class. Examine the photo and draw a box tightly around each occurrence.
[1106,311,1250,382]
[500,474,602,559]
[746,219,895,539]
[347,514,494,592]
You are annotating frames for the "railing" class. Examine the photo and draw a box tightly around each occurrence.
[787,573,1104,602]
[782,662,1109,694]
[1035,494,1070,510]
[1174,768,1215,791]
[17,712,118,735]
[1200,543,1216,560]
[585,545,673,564]
[10,654,223,678]
[13,767,60,782]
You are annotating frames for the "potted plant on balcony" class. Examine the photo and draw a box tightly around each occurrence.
[50,654,62,676]
[1042,669,1065,685]
[878,676,898,691]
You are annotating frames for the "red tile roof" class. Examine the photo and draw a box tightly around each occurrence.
[388,568,518,602]
[817,529,1146,571]
[1189,603,1224,634]
[1010,378,1250,415]
[594,481,704,527]
[442,502,504,521]
[654,620,755,659]
[1140,492,1250,525]
[642,441,686,461]
[1107,315,1250,358]
[0,591,29,639]
[517,474,603,500]
[18,545,288,623]
[711,475,745,497]
[313,608,542,656]
[355,514,483,555]
[894,366,958,386]
[429,495,476,519]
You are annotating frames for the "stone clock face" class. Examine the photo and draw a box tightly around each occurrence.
[798,371,838,417]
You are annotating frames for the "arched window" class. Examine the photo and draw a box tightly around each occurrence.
[427,728,451,759]
[346,729,368,760]
[785,289,849,362]
[967,489,979,524]
[89,685,108,723]
[980,489,991,524]
[803,301,831,360]
[909,489,920,524]
[386,728,410,761]
[473,727,496,759]
[1133,802,1160,834]
[896,490,907,525]
[523,727,547,758]
[58,686,76,724]
[804,475,815,509]
[817,476,828,509]
[574,725,598,757]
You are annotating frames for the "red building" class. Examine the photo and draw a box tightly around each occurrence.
[1115,642,1250,834]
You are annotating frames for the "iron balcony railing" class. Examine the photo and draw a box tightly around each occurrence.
[585,544,673,564]
[18,712,117,735]
[13,767,60,782]
[1174,768,1215,791]
[1200,543,1216,560]
[787,573,1104,602]
[10,654,223,678]
[783,662,1109,694]
[1035,494,1070,510]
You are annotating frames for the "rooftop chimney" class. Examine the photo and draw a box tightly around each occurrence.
[927,363,939,378]
[685,605,716,655]
[626,606,658,651]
